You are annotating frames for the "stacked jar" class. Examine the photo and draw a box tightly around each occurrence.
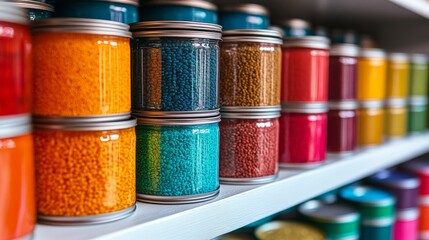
[32,18,137,225]
[385,53,409,140]
[55,0,139,24]
[368,170,420,240]
[408,54,429,131]
[219,3,269,30]
[11,0,54,21]
[130,21,222,203]
[402,160,429,239]
[281,19,311,37]
[357,48,387,148]
[328,44,360,157]
[280,36,330,168]
[340,186,395,240]
[0,3,35,239]
[219,30,282,184]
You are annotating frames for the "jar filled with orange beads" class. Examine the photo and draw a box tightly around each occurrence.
[34,118,137,225]
[31,18,132,121]
[0,115,35,239]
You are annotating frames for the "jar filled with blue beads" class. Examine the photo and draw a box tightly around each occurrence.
[135,115,220,204]
[139,0,218,24]
[54,0,139,24]
[130,21,222,113]
[12,0,54,21]
[219,3,269,30]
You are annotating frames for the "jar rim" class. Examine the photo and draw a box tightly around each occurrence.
[328,101,358,110]
[220,3,268,15]
[142,0,217,11]
[137,116,220,125]
[221,106,281,113]
[385,98,407,107]
[283,36,330,50]
[359,100,384,108]
[133,109,220,118]
[282,102,328,113]
[360,48,386,58]
[409,96,428,106]
[299,200,360,224]
[330,44,360,57]
[0,2,28,25]
[388,52,409,62]
[0,115,31,138]
[281,18,311,29]
[220,111,280,119]
[12,0,54,12]
[34,118,137,131]
[94,0,139,6]
[31,18,132,38]
[130,21,222,40]
[411,54,428,64]
[222,29,283,44]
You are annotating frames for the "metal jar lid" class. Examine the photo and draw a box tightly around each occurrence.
[132,109,220,118]
[328,101,358,110]
[142,0,217,11]
[34,118,137,131]
[388,52,409,62]
[0,1,28,25]
[282,102,328,114]
[385,98,407,107]
[222,29,283,45]
[368,170,420,189]
[359,100,384,109]
[409,96,428,106]
[360,48,386,59]
[31,18,132,38]
[255,221,325,240]
[396,208,419,221]
[12,0,54,12]
[411,54,428,64]
[0,115,31,139]
[137,115,220,126]
[96,0,139,6]
[130,21,222,40]
[221,111,280,119]
[330,44,360,57]
[221,3,268,16]
[283,36,330,50]
[282,19,311,29]
[340,186,395,206]
[299,200,360,223]
[221,106,281,113]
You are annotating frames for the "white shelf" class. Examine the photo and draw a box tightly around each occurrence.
[34,133,429,240]
[389,0,429,19]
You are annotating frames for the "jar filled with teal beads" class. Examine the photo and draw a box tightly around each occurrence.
[135,115,220,204]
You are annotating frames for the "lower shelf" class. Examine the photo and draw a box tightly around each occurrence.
[34,132,429,240]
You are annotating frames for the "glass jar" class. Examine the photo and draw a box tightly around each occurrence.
[34,118,136,225]
[386,53,409,99]
[219,4,269,30]
[0,4,31,117]
[358,49,387,101]
[385,99,407,140]
[0,116,35,240]
[408,97,428,134]
[220,30,282,108]
[12,0,54,21]
[409,54,428,97]
[327,101,358,156]
[255,221,326,240]
[279,105,327,168]
[136,116,220,204]
[393,209,418,240]
[55,0,138,24]
[32,18,132,119]
[130,21,221,112]
[328,44,359,101]
[357,101,384,147]
[281,19,312,37]
[139,0,218,23]
[219,110,280,184]
[281,36,330,103]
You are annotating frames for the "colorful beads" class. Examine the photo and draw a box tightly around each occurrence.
[357,102,384,147]
[357,49,387,101]
[386,53,409,99]
[327,103,357,155]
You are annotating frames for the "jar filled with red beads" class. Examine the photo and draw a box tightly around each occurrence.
[219,108,280,184]
[327,101,358,157]
[0,3,31,117]
[279,103,327,168]
[328,44,359,101]
[281,36,330,104]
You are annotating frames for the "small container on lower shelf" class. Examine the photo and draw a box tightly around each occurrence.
[135,116,220,204]
[357,101,385,148]
[385,98,408,140]
[393,209,418,240]
[279,104,327,169]
[327,101,358,157]
[219,110,280,184]
[255,221,325,240]
[408,97,428,134]
[299,200,361,240]
[34,118,137,225]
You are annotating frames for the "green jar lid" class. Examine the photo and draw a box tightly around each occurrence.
[299,200,360,239]
[339,186,395,221]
